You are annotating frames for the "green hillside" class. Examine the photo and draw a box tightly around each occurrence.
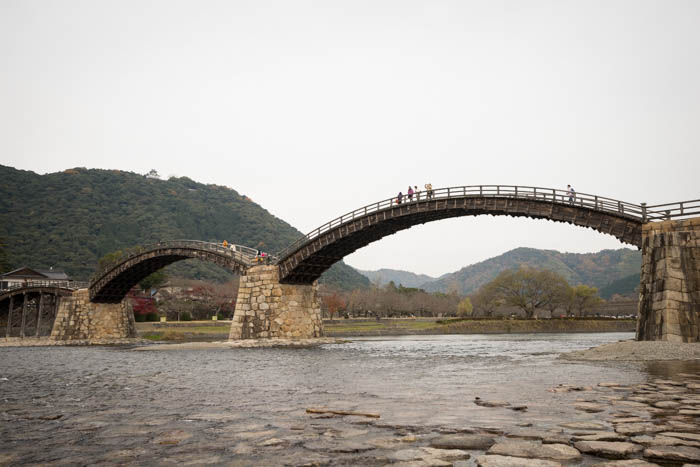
[421,247,641,295]
[0,165,369,290]
[599,273,641,299]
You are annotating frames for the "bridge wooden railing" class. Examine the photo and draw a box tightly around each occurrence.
[275,184,697,262]
[89,240,262,284]
[0,281,89,292]
[645,199,700,221]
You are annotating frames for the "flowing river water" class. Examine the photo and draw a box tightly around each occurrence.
[1,333,699,466]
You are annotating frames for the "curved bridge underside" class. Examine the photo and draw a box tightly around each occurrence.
[90,243,251,303]
[278,196,643,284]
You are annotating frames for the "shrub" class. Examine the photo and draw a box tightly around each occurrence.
[180,311,192,321]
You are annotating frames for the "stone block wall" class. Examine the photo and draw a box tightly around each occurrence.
[228,265,323,340]
[637,218,700,342]
[51,289,136,341]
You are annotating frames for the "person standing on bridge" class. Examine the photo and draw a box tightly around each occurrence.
[396,191,403,204]
[407,186,414,201]
[414,185,420,201]
[222,239,228,248]
[425,183,433,199]
[567,185,576,204]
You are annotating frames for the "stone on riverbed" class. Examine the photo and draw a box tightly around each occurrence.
[572,431,628,442]
[573,441,643,459]
[474,397,511,408]
[429,434,496,450]
[487,440,582,462]
[574,402,607,413]
[475,454,561,466]
[614,423,662,435]
[643,445,700,463]
[590,460,657,466]
[631,434,700,448]
[505,430,569,444]
[559,421,608,431]
[659,432,700,442]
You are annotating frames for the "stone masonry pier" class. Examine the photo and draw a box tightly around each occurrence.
[228,265,322,340]
[51,289,136,341]
[637,218,700,342]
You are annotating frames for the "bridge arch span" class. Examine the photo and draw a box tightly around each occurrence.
[89,240,256,303]
[276,185,647,284]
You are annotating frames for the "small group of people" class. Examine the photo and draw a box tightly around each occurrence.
[396,183,433,205]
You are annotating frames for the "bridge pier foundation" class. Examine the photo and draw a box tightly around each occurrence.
[228,265,323,340]
[637,218,700,342]
[51,289,136,341]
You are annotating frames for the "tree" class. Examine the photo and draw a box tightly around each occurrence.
[489,267,568,319]
[470,282,502,318]
[0,237,11,273]
[570,285,602,316]
[322,293,346,320]
[139,270,168,292]
[457,297,473,317]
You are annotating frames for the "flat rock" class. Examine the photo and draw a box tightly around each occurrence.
[680,409,700,416]
[474,398,511,408]
[420,447,470,460]
[574,441,643,459]
[506,430,569,444]
[475,454,560,467]
[660,432,700,442]
[655,400,681,409]
[643,445,700,463]
[632,435,700,448]
[615,423,662,435]
[559,421,608,431]
[572,431,628,442]
[591,460,657,466]
[488,440,582,462]
[575,402,607,413]
[430,434,496,450]
[612,417,645,424]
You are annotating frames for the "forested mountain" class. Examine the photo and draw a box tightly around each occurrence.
[0,165,369,290]
[412,247,641,295]
[355,268,438,288]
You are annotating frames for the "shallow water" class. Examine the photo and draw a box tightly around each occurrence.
[1,333,699,465]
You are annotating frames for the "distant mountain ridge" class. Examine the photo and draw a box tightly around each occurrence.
[355,268,438,288]
[0,165,369,290]
[356,247,641,296]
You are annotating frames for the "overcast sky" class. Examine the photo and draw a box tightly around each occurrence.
[2,1,698,277]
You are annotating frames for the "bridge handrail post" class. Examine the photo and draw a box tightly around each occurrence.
[641,202,647,222]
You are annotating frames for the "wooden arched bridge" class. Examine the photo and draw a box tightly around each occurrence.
[274,185,699,284]
[89,240,260,303]
[82,184,698,298]
[9,184,694,344]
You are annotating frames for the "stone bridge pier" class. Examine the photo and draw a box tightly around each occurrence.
[51,289,136,341]
[228,265,323,340]
[637,218,700,342]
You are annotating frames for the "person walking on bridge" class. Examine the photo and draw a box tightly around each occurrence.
[396,191,403,204]
[567,185,576,204]
[407,186,414,201]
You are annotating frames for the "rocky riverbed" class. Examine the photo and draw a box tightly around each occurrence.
[2,333,700,466]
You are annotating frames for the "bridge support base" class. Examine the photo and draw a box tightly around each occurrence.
[51,289,136,341]
[229,265,323,340]
[637,218,700,342]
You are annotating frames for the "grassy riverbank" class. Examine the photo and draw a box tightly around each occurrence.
[136,318,636,341]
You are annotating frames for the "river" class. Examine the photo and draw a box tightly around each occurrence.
[1,333,699,465]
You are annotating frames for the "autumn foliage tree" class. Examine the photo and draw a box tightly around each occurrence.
[322,293,346,320]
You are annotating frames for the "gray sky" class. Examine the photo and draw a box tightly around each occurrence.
[2,0,698,277]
